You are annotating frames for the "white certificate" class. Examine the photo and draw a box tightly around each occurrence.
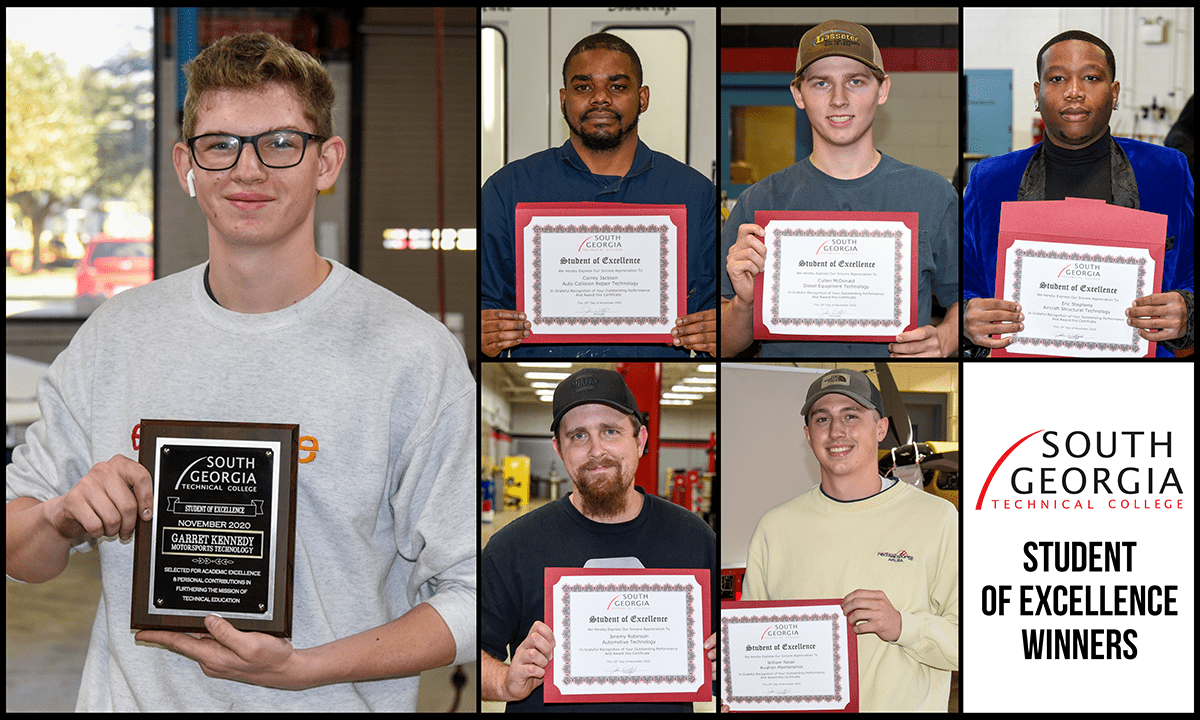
[754,212,918,341]
[1000,238,1154,358]
[721,600,858,713]
[544,568,710,703]
[515,203,687,344]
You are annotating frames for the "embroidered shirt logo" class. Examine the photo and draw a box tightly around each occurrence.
[878,549,915,563]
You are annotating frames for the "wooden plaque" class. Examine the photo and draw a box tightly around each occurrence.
[131,420,298,637]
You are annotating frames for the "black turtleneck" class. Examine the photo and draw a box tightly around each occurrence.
[1043,129,1113,203]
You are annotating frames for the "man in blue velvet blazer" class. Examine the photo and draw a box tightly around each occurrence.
[962,30,1193,358]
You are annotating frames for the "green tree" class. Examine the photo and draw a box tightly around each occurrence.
[6,39,99,272]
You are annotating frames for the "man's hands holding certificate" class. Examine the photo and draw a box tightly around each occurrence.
[489,621,717,704]
[966,291,1187,350]
[725,222,947,356]
[480,309,531,356]
[1127,291,1187,341]
[890,301,959,357]
[672,308,718,354]
[720,223,768,355]
[725,223,769,306]
[511,620,556,701]
[842,588,902,643]
[963,298,1024,349]
[480,307,716,356]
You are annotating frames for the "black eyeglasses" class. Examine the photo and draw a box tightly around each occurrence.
[186,130,326,171]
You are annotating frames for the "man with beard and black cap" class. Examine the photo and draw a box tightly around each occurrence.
[480,368,716,711]
[480,32,718,359]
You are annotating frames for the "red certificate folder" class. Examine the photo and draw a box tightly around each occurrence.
[992,197,1167,358]
[544,567,712,704]
[752,211,919,342]
[515,202,687,344]
[721,599,859,713]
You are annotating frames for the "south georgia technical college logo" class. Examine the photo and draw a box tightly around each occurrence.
[577,234,624,252]
[975,428,1184,512]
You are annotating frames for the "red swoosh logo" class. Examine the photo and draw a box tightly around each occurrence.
[974,429,1044,510]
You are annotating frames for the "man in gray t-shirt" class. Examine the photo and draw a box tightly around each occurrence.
[721,19,959,358]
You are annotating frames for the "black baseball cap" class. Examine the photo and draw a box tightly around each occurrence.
[551,368,642,434]
[800,368,885,424]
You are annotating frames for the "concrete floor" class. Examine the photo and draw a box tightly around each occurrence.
[5,547,476,712]
[5,546,98,711]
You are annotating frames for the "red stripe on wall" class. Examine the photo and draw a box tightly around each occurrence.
[660,439,712,449]
[883,48,960,72]
[721,47,959,74]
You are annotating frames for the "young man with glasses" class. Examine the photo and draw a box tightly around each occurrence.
[6,33,476,710]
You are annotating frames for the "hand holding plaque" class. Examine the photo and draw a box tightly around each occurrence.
[131,420,298,637]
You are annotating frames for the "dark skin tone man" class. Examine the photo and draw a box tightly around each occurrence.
[963,39,1187,348]
[480,47,717,357]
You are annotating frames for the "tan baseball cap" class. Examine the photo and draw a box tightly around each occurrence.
[795,19,886,82]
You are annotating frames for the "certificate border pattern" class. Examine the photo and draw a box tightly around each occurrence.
[721,612,845,707]
[769,227,906,328]
[530,224,671,327]
[559,582,698,687]
[1009,246,1146,353]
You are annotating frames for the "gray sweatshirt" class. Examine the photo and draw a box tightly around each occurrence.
[6,260,476,710]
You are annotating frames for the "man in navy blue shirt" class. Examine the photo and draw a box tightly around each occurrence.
[480,32,717,358]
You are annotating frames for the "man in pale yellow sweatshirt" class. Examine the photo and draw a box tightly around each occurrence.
[742,369,959,711]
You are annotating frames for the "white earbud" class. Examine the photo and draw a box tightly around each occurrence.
[187,169,197,198]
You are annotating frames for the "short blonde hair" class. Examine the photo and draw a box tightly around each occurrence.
[181,32,334,140]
